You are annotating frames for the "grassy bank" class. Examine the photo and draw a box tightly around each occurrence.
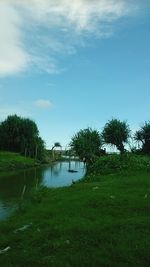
[0,152,38,172]
[87,153,150,176]
[0,162,150,266]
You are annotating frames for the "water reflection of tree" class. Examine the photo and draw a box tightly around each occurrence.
[0,200,17,220]
[0,162,86,214]
[33,167,45,189]
[0,168,44,201]
[50,162,62,177]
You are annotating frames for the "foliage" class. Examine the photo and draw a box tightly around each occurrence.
[135,121,150,154]
[51,142,62,160]
[0,151,38,171]
[0,115,45,160]
[102,118,130,153]
[0,171,150,266]
[52,142,61,149]
[87,153,150,175]
[70,128,102,164]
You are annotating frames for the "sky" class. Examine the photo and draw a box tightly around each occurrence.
[0,0,150,149]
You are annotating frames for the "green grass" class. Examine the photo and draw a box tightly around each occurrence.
[88,153,150,175]
[0,151,38,172]
[0,170,150,266]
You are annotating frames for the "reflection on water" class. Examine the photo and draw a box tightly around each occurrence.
[0,161,85,220]
[42,161,85,187]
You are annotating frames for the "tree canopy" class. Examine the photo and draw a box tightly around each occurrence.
[0,115,45,160]
[52,142,61,150]
[102,119,130,153]
[70,128,102,164]
[134,121,150,154]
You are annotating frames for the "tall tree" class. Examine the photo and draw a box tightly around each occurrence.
[134,121,150,154]
[70,128,102,164]
[102,119,130,153]
[0,115,45,159]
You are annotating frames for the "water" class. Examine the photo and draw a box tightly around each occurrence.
[0,161,85,220]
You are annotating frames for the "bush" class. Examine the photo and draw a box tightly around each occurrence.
[87,153,150,175]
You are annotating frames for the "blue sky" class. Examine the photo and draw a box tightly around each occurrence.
[0,0,150,149]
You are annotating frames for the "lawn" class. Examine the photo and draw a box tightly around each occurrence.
[0,170,149,267]
[0,152,38,172]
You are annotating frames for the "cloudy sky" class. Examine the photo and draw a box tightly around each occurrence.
[0,0,150,149]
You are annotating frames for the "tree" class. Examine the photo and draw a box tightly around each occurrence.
[0,114,45,160]
[52,142,61,150]
[134,121,150,154]
[70,128,102,164]
[102,119,130,153]
[34,137,45,160]
[0,114,23,152]
[51,142,61,159]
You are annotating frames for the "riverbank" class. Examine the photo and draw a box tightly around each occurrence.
[0,166,150,266]
[0,152,39,172]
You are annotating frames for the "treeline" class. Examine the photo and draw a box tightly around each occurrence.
[0,115,45,160]
[0,115,149,163]
[70,119,150,164]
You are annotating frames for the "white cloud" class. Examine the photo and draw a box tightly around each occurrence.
[20,0,128,31]
[34,99,53,109]
[0,2,30,76]
[0,0,143,76]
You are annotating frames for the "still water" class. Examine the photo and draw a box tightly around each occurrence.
[0,161,85,220]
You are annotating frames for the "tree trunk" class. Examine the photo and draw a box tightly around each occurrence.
[118,143,125,154]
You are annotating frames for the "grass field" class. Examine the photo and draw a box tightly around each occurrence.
[0,152,38,171]
[0,169,149,267]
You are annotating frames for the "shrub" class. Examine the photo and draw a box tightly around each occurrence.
[88,153,150,175]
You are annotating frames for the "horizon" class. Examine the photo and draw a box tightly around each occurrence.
[0,0,150,149]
